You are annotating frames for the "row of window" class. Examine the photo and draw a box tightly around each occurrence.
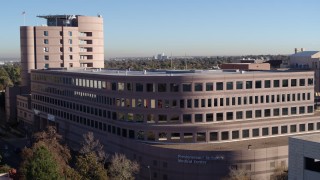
[43,30,73,37]
[44,55,74,61]
[32,84,312,113]
[33,102,320,143]
[32,74,314,93]
[32,91,313,123]
[43,39,73,45]
[44,31,92,37]
[43,47,73,53]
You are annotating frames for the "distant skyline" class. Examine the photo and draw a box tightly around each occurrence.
[1,0,320,58]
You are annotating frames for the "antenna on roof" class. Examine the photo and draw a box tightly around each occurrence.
[22,11,26,26]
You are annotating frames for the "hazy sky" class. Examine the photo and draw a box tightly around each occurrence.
[1,0,320,58]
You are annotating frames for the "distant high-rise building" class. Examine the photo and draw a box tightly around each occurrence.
[153,52,168,60]
[20,15,104,88]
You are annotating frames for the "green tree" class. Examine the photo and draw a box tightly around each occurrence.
[0,67,13,90]
[76,132,108,180]
[25,145,60,180]
[20,126,80,179]
[76,152,108,180]
[108,153,140,180]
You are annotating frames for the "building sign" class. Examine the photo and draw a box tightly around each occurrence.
[177,154,225,165]
[48,114,55,121]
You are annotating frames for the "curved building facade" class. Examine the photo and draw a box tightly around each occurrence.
[26,68,320,179]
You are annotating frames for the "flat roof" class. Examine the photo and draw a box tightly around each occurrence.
[33,68,313,77]
[291,133,320,143]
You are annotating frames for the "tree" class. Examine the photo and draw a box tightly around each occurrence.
[76,152,108,180]
[24,145,60,180]
[20,126,80,179]
[76,132,108,180]
[108,153,140,180]
[33,126,73,175]
[271,166,288,180]
[224,167,251,180]
[79,132,108,163]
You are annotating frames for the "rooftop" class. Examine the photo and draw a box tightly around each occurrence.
[33,68,313,77]
[291,51,320,57]
[291,133,320,143]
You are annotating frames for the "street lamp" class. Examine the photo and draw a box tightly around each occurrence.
[147,165,151,180]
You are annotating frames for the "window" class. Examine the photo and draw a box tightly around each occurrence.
[44,64,49,68]
[226,112,233,120]
[273,80,280,87]
[308,78,314,86]
[232,131,239,139]
[255,80,262,89]
[206,113,213,122]
[291,107,297,115]
[216,113,223,121]
[299,124,305,132]
[282,79,288,87]
[246,111,252,119]
[68,31,72,36]
[194,83,203,91]
[308,123,314,131]
[183,114,192,123]
[44,55,49,60]
[227,82,233,90]
[136,83,143,92]
[146,83,155,92]
[264,80,271,88]
[255,110,262,118]
[182,84,191,92]
[273,108,280,116]
[264,109,271,117]
[210,132,218,141]
[197,132,206,142]
[308,106,313,113]
[272,127,278,135]
[236,111,243,120]
[206,83,213,91]
[69,55,73,60]
[44,47,49,52]
[216,82,223,91]
[282,108,288,116]
[170,83,179,92]
[252,128,259,137]
[281,126,288,134]
[221,131,229,140]
[69,47,73,52]
[291,79,297,87]
[236,81,243,90]
[44,31,48,36]
[158,115,167,123]
[60,39,63,44]
[194,99,199,108]
[158,83,167,92]
[68,39,72,44]
[195,114,203,122]
[44,39,49,44]
[290,125,297,133]
[242,129,249,138]
[246,81,252,89]
[299,79,305,86]
[262,127,269,136]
